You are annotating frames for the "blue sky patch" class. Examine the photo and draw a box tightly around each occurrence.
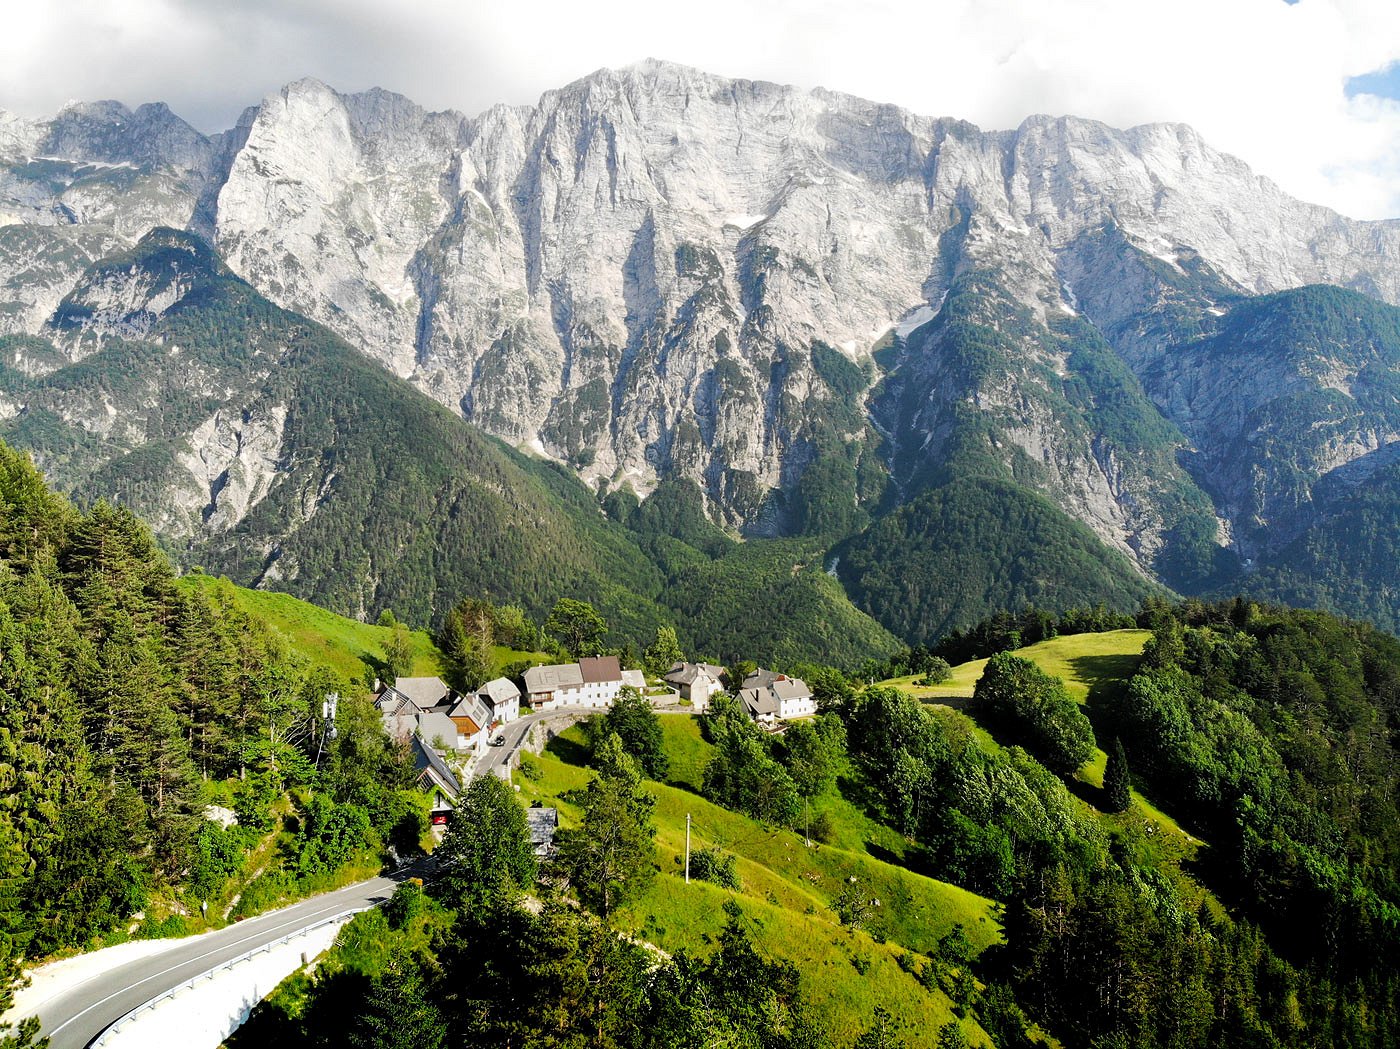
[1346,62,1400,101]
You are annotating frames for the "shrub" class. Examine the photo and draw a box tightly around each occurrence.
[688,847,739,890]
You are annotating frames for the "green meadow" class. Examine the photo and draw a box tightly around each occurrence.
[517,716,1001,1046]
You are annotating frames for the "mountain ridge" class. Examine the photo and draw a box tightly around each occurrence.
[6,62,1400,636]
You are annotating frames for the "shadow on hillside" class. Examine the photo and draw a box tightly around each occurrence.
[1065,775,1109,812]
[1067,652,1142,706]
[544,733,591,768]
[923,694,971,711]
[1069,651,1144,745]
[865,841,943,881]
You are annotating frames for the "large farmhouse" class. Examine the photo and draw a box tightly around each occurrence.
[739,670,817,724]
[664,662,727,710]
[524,656,625,710]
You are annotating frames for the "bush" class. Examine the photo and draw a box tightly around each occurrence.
[918,657,953,686]
[688,847,739,890]
[383,881,426,931]
[807,809,835,844]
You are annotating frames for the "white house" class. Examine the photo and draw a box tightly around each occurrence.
[739,673,817,724]
[524,656,625,710]
[664,662,727,710]
[477,677,522,723]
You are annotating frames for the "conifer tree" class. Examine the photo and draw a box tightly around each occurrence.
[1104,737,1132,814]
[558,734,656,920]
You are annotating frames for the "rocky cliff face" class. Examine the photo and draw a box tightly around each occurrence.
[3,62,1400,615]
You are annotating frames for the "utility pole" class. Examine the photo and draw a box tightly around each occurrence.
[685,813,691,884]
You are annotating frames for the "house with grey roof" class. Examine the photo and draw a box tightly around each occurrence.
[525,656,626,710]
[447,693,495,753]
[411,735,460,827]
[665,662,727,709]
[526,805,559,859]
[739,672,816,724]
[476,677,522,723]
[742,668,783,691]
[389,676,454,711]
[417,711,462,752]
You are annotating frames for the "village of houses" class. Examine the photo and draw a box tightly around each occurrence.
[374,655,819,850]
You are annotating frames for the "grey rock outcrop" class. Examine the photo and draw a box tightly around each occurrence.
[2,60,1400,570]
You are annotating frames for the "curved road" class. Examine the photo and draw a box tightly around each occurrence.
[31,706,579,1048]
[33,872,404,1049]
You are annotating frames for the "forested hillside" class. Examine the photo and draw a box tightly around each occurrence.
[0,442,423,1046]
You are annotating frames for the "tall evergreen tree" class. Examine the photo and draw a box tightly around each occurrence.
[1103,737,1132,813]
[348,954,446,1049]
[558,734,656,920]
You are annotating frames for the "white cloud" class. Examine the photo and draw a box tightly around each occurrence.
[1,0,1398,218]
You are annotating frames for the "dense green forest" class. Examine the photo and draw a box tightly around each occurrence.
[0,441,424,1045]
[838,476,1161,645]
[220,594,1400,1048]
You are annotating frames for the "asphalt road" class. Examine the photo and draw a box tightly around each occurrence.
[31,706,585,1048]
[33,871,405,1049]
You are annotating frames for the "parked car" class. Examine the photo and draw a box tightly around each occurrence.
[488,733,506,747]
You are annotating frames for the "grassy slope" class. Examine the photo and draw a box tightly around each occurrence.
[179,573,550,690]
[519,717,999,1046]
[882,629,1219,915]
[882,629,1152,702]
[179,573,447,684]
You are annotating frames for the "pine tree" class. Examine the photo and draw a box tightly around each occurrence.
[557,734,656,920]
[1104,737,1132,814]
[349,954,446,1049]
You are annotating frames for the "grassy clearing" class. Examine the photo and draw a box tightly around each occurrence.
[883,629,1152,703]
[517,718,1000,1045]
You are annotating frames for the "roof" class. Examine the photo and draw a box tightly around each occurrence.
[579,655,623,684]
[376,689,417,717]
[478,677,521,704]
[392,676,452,710]
[411,736,460,800]
[665,662,726,686]
[526,806,559,856]
[448,694,493,733]
[621,669,646,689]
[772,678,812,702]
[523,662,584,694]
[416,711,460,748]
[743,668,782,690]
[382,711,416,740]
[739,686,780,716]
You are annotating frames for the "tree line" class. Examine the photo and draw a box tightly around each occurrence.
[0,443,423,1048]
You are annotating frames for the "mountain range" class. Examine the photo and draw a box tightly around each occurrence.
[3,60,1400,646]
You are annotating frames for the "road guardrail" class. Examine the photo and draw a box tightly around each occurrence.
[88,907,368,1047]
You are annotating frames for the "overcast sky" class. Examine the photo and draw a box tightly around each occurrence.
[2,0,1399,219]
